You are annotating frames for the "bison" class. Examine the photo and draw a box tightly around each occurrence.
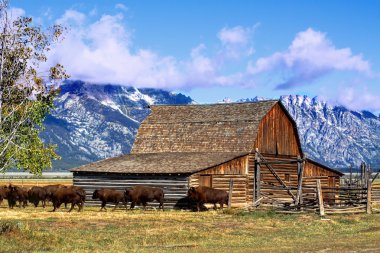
[187,186,228,211]
[124,186,164,210]
[92,189,126,211]
[0,185,9,206]
[44,184,69,208]
[44,184,67,200]
[51,186,85,212]
[28,186,48,208]
[7,184,28,208]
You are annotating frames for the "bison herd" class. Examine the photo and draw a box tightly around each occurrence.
[0,184,229,212]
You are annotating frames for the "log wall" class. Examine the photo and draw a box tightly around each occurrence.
[73,172,190,209]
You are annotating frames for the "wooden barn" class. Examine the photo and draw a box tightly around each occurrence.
[71,100,343,208]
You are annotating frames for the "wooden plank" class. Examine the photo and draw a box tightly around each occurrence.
[228,178,233,208]
[367,180,372,214]
[295,157,304,206]
[73,174,190,209]
[316,179,325,216]
[255,152,261,202]
[257,152,297,201]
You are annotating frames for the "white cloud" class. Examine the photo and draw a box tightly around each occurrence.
[56,10,86,25]
[217,24,258,59]
[248,28,371,89]
[115,3,128,12]
[45,11,258,89]
[44,11,379,111]
[333,86,380,112]
[218,26,251,45]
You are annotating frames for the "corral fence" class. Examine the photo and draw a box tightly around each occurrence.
[250,156,380,215]
[254,181,380,215]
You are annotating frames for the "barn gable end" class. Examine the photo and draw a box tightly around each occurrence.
[254,103,302,157]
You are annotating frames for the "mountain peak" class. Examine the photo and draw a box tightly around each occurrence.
[42,84,380,171]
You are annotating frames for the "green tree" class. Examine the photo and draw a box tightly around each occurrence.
[0,0,68,174]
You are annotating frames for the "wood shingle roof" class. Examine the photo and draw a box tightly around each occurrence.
[131,100,279,154]
[71,152,248,174]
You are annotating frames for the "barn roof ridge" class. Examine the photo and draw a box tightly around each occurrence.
[149,99,279,108]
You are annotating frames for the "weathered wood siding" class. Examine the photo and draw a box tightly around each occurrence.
[197,155,248,175]
[254,103,301,156]
[372,184,380,204]
[246,154,255,204]
[259,156,299,203]
[189,174,247,207]
[303,160,341,201]
[73,172,190,209]
[188,156,249,207]
[304,161,341,178]
[257,156,341,204]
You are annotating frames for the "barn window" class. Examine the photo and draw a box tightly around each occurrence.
[285,174,290,182]
[199,175,212,187]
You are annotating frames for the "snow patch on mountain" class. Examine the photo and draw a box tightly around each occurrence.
[41,80,193,170]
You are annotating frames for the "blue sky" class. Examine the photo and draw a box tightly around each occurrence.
[10,0,380,112]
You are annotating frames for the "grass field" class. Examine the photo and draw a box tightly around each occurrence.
[1,205,380,253]
[0,179,72,187]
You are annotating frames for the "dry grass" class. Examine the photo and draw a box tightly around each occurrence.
[0,179,72,187]
[1,204,380,253]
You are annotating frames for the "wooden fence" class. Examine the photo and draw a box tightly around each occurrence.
[255,181,379,215]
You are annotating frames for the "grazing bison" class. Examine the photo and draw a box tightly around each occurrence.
[187,186,228,211]
[44,184,68,207]
[92,189,126,211]
[0,185,9,206]
[124,186,164,210]
[28,186,48,208]
[44,184,67,200]
[7,184,28,208]
[51,186,85,212]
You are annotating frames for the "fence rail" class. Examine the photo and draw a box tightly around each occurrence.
[255,182,380,215]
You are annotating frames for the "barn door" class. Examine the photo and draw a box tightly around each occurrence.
[199,175,212,187]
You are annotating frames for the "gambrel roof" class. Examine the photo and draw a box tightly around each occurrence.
[131,100,279,154]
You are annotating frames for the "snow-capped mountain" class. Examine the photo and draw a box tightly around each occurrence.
[40,80,193,170]
[41,81,379,171]
[280,95,380,169]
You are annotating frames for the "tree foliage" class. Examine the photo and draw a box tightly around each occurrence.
[0,0,68,174]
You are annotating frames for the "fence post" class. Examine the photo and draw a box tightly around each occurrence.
[254,149,261,202]
[349,165,352,187]
[367,179,372,214]
[316,179,325,216]
[295,156,304,207]
[228,178,234,208]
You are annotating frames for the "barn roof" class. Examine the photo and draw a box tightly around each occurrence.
[71,152,248,174]
[131,100,279,153]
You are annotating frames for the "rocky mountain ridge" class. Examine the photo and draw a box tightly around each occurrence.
[41,81,380,171]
